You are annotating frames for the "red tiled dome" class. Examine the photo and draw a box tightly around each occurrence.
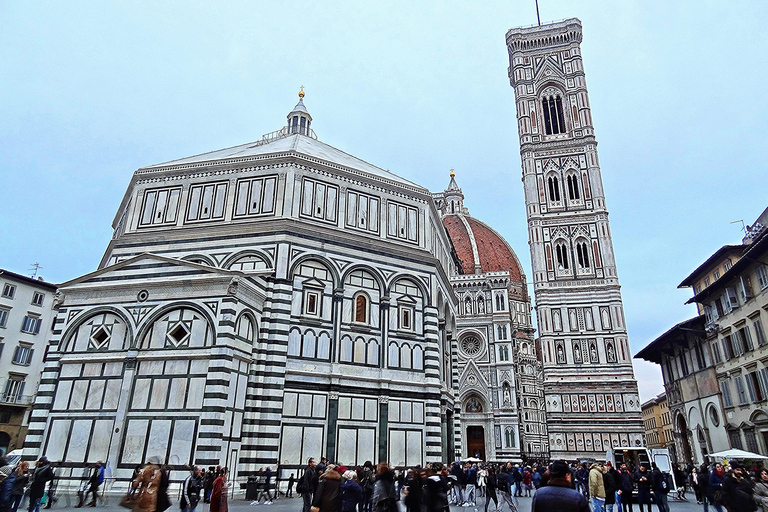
[443,214,523,281]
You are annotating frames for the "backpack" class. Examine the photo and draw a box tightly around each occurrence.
[296,473,306,494]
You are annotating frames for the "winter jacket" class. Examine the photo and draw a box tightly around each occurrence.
[722,473,756,512]
[753,480,768,511]
[0,472,16,512]
[603,469,617,505]
[709,469,724,496]
[523,471,532,486]
[402,477,421,512]
[423,475,448,512]
[312,469,342,512]
[634,469,652,491]
[531,478,589,512]
[618,469,634,494]
[210,476,227,512]
[11,472,28,497]
[588,464,606,499]
[180,474,202,510]
[340,478,362,512]
[371,471,397,512]
[496,472,510,494]
[466,467,477,486]
[651,468,670,495]
[28,464,54,501]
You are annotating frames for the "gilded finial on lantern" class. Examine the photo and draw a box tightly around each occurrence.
[449,168,455,178]
[299,85,305,98]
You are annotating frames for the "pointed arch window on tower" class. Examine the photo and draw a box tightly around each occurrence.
[567,174,580,200]
[576,242,591,269]
[547,176,561,202]
[555,243,569,270]
[542,95,566,135]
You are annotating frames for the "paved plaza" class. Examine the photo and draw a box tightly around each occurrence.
[40,490,706,512]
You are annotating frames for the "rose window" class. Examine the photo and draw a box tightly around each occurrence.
[461,336,482,356]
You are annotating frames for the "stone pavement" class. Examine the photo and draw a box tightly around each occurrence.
[37,489,706,512]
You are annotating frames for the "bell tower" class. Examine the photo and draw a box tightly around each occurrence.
[506,18,644,459]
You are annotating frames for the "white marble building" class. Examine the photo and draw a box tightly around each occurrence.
[506,18,644,459]
[23,92,543,486]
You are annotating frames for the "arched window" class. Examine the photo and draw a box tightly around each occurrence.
[576,242,591,268]
[354,293,369,323]
[496,294,504,311]
[547,176,561,202]
[566,174,580,200]
[236,314,255,342]
[505,427,516,448]
[542,95,566,135]
[555,243,569,270]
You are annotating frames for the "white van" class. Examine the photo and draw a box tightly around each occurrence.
[605,447,677,496]
[5,450,22,468]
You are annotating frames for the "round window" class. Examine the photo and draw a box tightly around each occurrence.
[460,336,483,356]
[709,406,720,427]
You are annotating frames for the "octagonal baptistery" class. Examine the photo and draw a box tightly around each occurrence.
[434,174,548,462]
[25,92,460,488]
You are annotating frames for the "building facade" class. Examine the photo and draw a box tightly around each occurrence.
[505,18,644,459]
[0,270,57,454]
[641,393,671,451]
[22,94,543,486]
[638,207,768,464]
[435,174,547,462]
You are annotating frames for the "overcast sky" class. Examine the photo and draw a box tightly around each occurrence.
[1,1,767,402]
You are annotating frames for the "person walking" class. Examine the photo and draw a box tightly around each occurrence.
[311,464,342,512]
[341,470,363,512]
[210,468,228,512]
[496,468,517,512]
[477,466,487,498]
[708,463,725,512]
[531,461,588,512]
[512,465,523,498]
[27,458,53,512]
[76,462,104,508]
[466,464,477,506]
[371,463,396,512]
[484,466,498,512]
[10,462,29,512]
[588,463,606,512]
[690,467,703,505]
[650,464,670,512]
[299,458,319,512]
[287,473,296,498]
[180,466,203,512]
[634,465,652,512]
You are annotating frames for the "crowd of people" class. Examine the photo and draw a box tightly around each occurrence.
[0,456,55,512]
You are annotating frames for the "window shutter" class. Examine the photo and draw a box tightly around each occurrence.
[27,348,34,365]
[746,375,757,402]
[758,369,768,400]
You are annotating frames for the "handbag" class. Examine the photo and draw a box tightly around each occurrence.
[119,492,138,510]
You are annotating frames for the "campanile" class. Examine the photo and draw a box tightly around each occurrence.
[506,18,644,459]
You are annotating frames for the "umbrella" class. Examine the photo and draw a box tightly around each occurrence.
[706,449,768,460]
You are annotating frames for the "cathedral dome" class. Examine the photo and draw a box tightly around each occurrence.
[442,214,523,281]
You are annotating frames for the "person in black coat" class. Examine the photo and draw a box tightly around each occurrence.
[603,463,617,509]
[483,466,498,512]
[312,466,342,512]
[28,457,54,512]
[532,461,589,512]
[722,464,756,512]
[401,470,421,512]
[618,463,634,512]
[633,465,652,512]
[340,471,363,512]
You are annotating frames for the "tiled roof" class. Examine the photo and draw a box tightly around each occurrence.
[442,214,523,281]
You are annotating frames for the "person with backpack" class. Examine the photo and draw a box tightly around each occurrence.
[180,466,203,512]
[484,465,498,512]
[358,462,374,512]
[650,464,670,512]
[0,458,18,512]
[299,458,319,512]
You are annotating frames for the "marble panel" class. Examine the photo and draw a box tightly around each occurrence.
[67,419,91,462]
[122,419,149,464]
[186,378,205,409]
[281,426,303,464]
[413,402,424,424]
[103,379,122,410]
[236,376,247,410]
[70,380,88,410]
[169,419,196,465]
[52,381,73,410]
[406,431,422,467]
[389,430,406,467]
[103,362,122,376]
[149,380,169,409]
[83,363,102,377]
[338,397,351,419]
[146,419,172,461]
[165,360,188,375]
[131,378,151,410]
[297,394,312,417]
[140,360,164,376]
[358,428,375,465]
[337,429,356,466]
[401,402,411,423]
[46,420,71,462]
[351,398,364,420]
[312,395,326,418]
[168,378,187,409]
[283,393,298,417]
[86,380,105,410]
[303,426,323,463]
[60,364,81,378]
[365,399,377,421]
[190,360,208,374]
[388,401,399,422]
[88,419,113,462]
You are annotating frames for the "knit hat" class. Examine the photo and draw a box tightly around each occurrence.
[549,460,570,478]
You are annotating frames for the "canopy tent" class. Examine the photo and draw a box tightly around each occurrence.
[707,449,768,460]
[463,457,483,463]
